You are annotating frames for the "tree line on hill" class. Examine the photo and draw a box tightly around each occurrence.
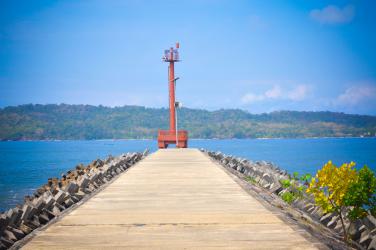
[0,104,375,140]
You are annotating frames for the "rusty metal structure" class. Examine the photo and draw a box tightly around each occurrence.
[157,42,188,148]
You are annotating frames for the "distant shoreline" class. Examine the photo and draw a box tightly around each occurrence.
[1,136,375,142]
[2,105,376,140]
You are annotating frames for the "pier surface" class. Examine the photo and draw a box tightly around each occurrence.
[23,149,322,249]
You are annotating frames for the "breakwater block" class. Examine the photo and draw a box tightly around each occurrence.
[0,150,148,250]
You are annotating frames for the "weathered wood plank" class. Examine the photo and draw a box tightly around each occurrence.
[23,149,324,249]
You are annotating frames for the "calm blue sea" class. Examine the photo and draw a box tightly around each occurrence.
[0,138,375,211]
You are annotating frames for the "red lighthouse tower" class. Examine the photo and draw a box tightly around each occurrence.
[157,43,188,149]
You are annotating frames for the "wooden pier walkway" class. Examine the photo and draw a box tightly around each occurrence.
[23,149,323,249]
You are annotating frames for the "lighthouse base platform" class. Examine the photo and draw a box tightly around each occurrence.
[158,130,188,148]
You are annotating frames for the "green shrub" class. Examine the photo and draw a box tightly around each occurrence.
[292,172,299,180]
[279,175,306,203]
[245,176,256,184]
[280,179,291,188]
[300,173,312,186]
[281,192,295,204]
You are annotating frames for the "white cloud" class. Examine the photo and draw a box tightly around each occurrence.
[310,5,354,25]
[265,85,282,98]
[287,85,310,101]
[336,85,376,106]
[241,84,310,104]
[241,93,264,104]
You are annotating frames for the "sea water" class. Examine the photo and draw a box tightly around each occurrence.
[0,138,375,211]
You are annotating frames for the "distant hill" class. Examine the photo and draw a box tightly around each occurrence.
[0,104,375,140]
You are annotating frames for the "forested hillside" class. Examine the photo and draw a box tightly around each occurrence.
[0,104,375,140]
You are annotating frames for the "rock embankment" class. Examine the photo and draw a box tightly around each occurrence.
[203,149,376,250]
[0,150,148,250]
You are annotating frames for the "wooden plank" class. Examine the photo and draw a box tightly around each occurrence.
[23,148,324,249]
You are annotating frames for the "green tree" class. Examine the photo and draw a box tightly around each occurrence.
[344,166,376,221]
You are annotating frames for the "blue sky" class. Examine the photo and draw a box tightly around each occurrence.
[1,0,375,114]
